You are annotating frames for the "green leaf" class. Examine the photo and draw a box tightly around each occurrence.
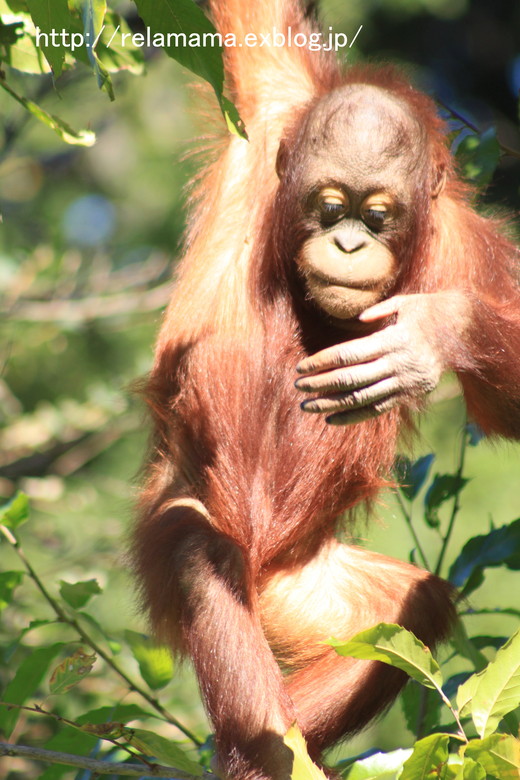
[330,623,444,691]
[123,727,204,775]
[60,579,102,609]
[465,734,520,778]
[95,11,144,75]
[0,492,29,530]
[395,454,435,501]
[342,749,412,779]
[0,79,96,145]
[0,642,63,736]
[82,0,113,98]
[0,4,50,74]
[456,128,501,191]
[400,734,450,780]
[49,648,96,694]
[132,0,244,135]
[25,0,70,76]
[457,670,486,718]
[470,629,520,738]
[0,19,23,48]
[443,672,473,702]
[459,757,486,780]
[19,619,55,640]
[465,423,485,447]
[449,519,520,589]
[283,725,328,780]
[220,94,247,139]
[0,570,24,610]
[0,0,28,10]
[80,720,126,738]
[133,0,224,94]
[424,474,468,528]
[125,629,174,690]
[76,703,160,726]
[401,681,443,737]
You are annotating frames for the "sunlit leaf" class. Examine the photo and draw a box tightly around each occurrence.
[341,748,412,779]
[0,3,50,73]
[459,757,486,780]
[125,629,174,690]
[283,725,328,780]
[331,623,443,691]
[457,670,486,718]
[400,734,450,780]
[470,629,520,738]
[465,734,520,778]
[0,492,29,530]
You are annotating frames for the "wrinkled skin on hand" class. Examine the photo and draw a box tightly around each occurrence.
[295,292,471,425]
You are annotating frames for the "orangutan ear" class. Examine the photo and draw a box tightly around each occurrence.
[431,163,447,198]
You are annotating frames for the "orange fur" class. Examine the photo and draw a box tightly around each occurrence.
[132,1,520,778]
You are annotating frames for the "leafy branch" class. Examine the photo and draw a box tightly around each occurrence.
[439,98,520,161]
[0,499,202,747]
[333,624,520,780]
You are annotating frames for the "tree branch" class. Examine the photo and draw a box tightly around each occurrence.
[7,283,172,323]
[0,741,212,779]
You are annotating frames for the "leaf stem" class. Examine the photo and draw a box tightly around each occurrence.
[394,489,431,570]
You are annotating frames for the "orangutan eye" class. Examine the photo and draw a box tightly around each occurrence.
[317,188,349,223]
[361,193,396,229]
